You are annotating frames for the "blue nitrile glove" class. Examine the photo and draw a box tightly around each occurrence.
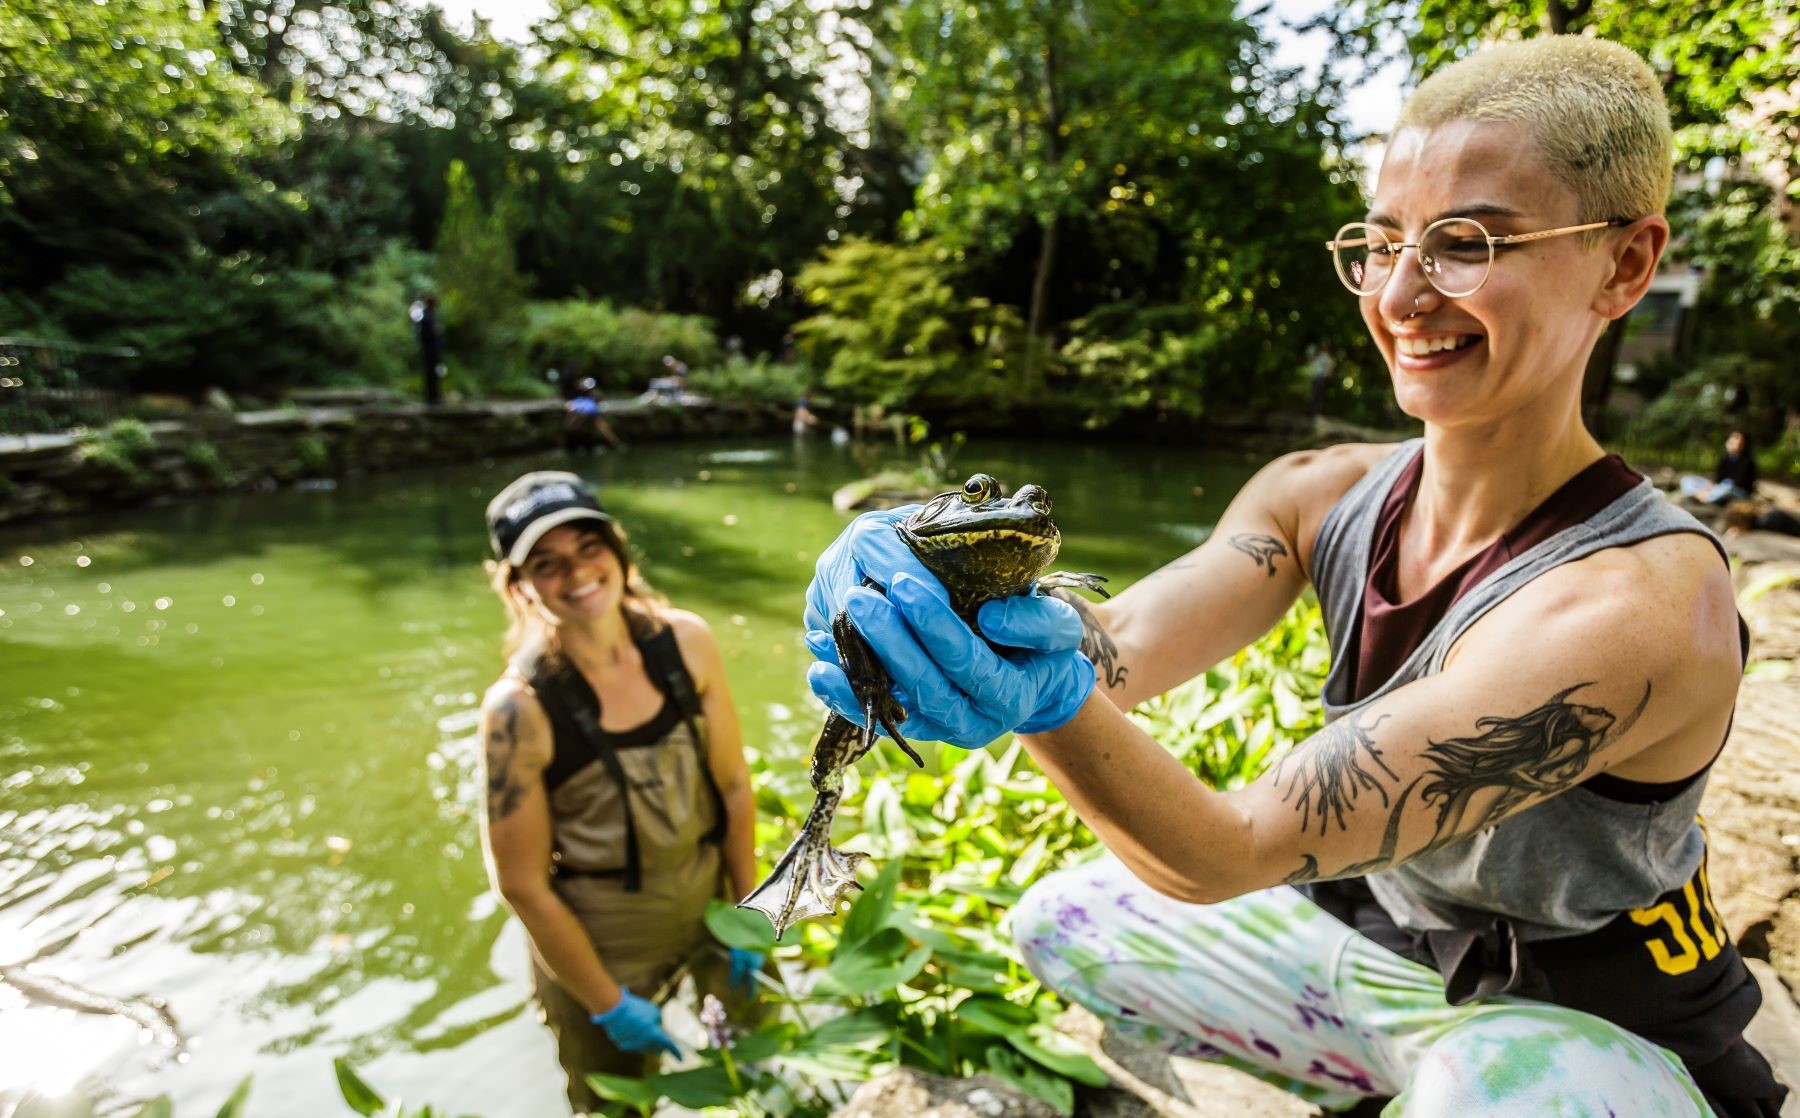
[728,948,764,997]
[806,572,1095,748]
[803,506,930,637]
[590,988,682,1058]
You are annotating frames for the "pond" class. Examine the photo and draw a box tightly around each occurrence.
[0,433,1261,1116]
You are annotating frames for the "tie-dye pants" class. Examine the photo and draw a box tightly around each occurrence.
[1013,856,1713,1116]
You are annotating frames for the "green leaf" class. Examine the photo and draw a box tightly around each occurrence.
[776,1047,888,1080]
[705,899,779,951]
[213,1077,254,1118]
[1008,1024,1109,1087]
[838,857,902,955]
[726,1023,796,1063]
[647,1065,743,1109]
[955,995,1035,1034]
[333,1059,386,1117]
[129,1099,174,1118]
[814,928,931,997]
[795,1004,900,1050]
[985,1044,1075,1115]
[586,1072,661,1112]
[943,880,1025,906]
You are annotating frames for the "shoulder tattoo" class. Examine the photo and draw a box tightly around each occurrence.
[485,696,527,821]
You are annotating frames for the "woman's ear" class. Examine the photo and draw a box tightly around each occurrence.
[1593,215,1670,321]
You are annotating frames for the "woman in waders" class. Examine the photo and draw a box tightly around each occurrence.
[477,471,764,1114]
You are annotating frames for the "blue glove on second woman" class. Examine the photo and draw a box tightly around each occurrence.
[806,570,1095,748]
[591,988,682,1057]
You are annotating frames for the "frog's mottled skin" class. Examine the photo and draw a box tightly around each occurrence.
[740,474,1106,938]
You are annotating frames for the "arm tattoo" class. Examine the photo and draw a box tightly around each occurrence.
[1280,681,1651,882]
[1272,711,1395,834]
[1227,533,1287,577]
[1048,588,1128,690]
[485,697,526,820]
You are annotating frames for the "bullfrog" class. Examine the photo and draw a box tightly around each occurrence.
[740,473,1107,938]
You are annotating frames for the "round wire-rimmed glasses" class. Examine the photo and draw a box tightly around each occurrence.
[1325,216,1633,298]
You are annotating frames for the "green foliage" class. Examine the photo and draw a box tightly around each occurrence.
[288,435,331,478]
[795,239,1016,410]
[689,357,812,407]
[182,441,235,487]
[522,300,721,392]
[434,160,529,392]
[324,244,439,390]
[48,261,351,400]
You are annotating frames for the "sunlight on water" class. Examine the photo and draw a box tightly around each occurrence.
[0,435,1252,1115]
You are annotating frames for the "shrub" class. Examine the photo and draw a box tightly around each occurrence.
[183,441,235,487]
[688,356,810,406]
[522,299,721,392]
[320,243,437,391]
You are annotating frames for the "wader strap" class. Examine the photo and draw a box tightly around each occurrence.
[637,627,729,846]
[535,665,647,893]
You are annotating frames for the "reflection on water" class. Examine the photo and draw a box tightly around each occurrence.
[0,435,1253,1115]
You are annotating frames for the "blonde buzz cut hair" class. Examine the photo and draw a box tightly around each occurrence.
[1398,37,1674,226]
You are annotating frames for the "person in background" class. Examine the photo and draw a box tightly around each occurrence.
[803,37,1780,1117]
[1722,499,1800,540]
[478,472,763,1113]
[1680,430,1758,505]
[792,390,819,435]
[411,292,445,407]
[565,379,623,455]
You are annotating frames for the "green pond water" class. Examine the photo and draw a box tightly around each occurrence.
[0,434,1259,1116]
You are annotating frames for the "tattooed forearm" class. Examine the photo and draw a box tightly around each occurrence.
[1227,533,1288,578]
[485,698,525,820]
[1280,681,1650,882]
[1272,711,1395,834]
[1047,588,1128,690]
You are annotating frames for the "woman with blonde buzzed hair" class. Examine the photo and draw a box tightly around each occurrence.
[799,34,1784,1118]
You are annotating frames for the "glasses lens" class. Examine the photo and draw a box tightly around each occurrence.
[1419,219,1492,297]
[1332,224,1390,295]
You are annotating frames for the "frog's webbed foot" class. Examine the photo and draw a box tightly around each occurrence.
[1039,571,1110,600]
[737,792,869,940]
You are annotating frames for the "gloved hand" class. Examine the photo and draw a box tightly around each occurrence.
[806,572,1095,748]
[590,988,682,1058]
[803,506,931,636]
[728,948,765,997]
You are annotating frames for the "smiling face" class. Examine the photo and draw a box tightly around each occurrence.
[515,524,627,625]
[1362,120,1621,431]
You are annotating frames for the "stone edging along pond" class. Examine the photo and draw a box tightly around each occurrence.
[0,398,789,526]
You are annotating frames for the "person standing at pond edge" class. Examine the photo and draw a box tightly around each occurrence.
[478,471,764,1113]
[803,38,1780,1117]
[412,292,445,408]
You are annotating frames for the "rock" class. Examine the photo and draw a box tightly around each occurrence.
[1055,1007,1317,1118]
[831,1069,1058,1118]
[204,387,237,413]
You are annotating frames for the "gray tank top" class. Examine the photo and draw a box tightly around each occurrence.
[1310,440,1727,940]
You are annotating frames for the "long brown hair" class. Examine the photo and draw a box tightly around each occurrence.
[487,519,665,662]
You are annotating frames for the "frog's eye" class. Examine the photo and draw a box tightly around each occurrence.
[961,476,996,503]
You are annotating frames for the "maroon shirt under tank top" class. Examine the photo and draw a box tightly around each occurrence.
[1348,449,1643,702]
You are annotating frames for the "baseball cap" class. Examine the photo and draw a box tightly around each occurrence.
[486,471,616,565]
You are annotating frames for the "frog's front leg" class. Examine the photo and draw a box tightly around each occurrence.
[831,608,923,768]
[1037,571,1110,599]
